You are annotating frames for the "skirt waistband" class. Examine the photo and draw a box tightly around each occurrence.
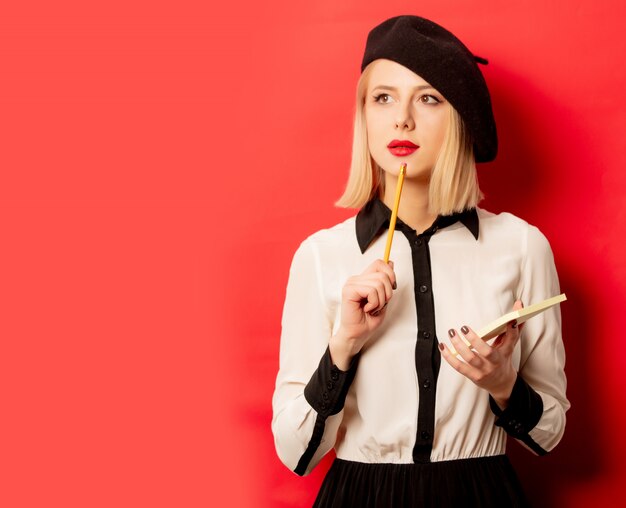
[313,455,530,508]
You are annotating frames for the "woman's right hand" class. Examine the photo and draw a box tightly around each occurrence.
[329,259,396,370]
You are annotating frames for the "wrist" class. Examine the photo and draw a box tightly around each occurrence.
[491,370,517,410]
[329,333,359,371]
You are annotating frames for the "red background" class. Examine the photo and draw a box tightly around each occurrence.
[1,1,625,506]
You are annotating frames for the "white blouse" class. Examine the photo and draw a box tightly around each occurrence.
[272,199,569,476]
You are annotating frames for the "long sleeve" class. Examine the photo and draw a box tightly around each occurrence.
[489,224,570,455]
[271,238,358,476]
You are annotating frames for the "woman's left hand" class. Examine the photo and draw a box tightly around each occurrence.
[439,300,525,410]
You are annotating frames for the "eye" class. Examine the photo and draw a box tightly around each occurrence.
[373,93,393,104]
[419,94,442,105]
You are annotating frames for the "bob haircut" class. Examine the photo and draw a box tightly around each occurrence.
[335,62,484,216]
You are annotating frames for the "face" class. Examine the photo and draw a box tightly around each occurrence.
[364,59,450,181]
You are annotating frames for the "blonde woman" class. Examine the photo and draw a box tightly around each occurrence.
[272,15,569,507]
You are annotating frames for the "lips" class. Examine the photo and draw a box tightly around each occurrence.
[388,139,419,156]
[387,140,419,148]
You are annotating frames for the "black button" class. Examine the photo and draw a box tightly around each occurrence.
[421,431,431,440]
[326,381,334,390]
[513,423,524,433]
[322,392,329,401]
[422,331,431,339]
[320,402,328,410]
[422,379,431,389]
[419,285,428,293]
[416,238,423,246]
[331,371,339,381]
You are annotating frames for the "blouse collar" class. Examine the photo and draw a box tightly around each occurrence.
[355,197,480,254]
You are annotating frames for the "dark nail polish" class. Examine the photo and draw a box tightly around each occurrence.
[392,281,397,290]
[461,326,469,334]
[511,320,518,328]
[448,329,455,338]
[438,343,444,351]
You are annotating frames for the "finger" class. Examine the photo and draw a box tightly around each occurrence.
[359,272,394,303]
[358,273,393,312]
[370,302,388,317]
[371,279,387,313]
[492,331,507,348]
[449,329,482,368]
[498,320,521,354]
[363,259,397,290]
[376,271,395,301]
[343,282,380,312]
[492,300,524,348]
[362,286,381,314]
[510,299,524,330]
[364,272,396,308]
[459,325,494,360]
[439,342,474,377]
[378,260,398,291]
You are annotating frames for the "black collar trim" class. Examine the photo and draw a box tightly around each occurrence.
[355,198,480,254]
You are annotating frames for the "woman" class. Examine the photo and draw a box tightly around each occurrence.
[272,15,569,507]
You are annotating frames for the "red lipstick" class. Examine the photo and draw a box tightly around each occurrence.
[387,139,419,156]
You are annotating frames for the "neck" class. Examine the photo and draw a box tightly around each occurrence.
[382,172,438,234]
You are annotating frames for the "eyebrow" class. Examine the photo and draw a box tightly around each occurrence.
[371,85,435,92]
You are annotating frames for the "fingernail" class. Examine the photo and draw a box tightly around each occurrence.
[511,320,518,328]
[461,326,469,334]
[438,343,444,351]
[371,309,380,316]
[448,329,455,338]
[392,281,397,290]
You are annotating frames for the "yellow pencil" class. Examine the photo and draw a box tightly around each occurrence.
[383,163,406,263]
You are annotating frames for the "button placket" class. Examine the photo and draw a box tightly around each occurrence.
[399,225,440,463]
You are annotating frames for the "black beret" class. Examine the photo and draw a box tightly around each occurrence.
[361,15,497,163]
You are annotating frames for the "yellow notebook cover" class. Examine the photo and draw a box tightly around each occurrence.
[477,294,567,341]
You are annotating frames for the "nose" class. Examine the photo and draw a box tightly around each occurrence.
[395,102,415,130]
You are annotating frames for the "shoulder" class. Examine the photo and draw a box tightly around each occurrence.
[295,216,358,255]
[289,216,359,267]
[477,208,554,259]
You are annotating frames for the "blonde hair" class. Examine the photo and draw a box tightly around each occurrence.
[335,64,483,215]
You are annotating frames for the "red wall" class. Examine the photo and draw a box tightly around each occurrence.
[1,1,625,506]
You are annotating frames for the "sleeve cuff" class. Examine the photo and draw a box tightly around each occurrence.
[489,373,544,439]
[304,346,360,417]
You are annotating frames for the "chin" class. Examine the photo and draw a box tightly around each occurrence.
[379,159,424,176]
[375,158,404,174]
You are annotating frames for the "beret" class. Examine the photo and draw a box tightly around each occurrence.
[361,15,497,162]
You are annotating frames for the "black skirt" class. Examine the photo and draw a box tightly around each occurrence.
[313,455,530,508]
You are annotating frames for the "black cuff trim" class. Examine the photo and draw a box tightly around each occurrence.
[293,347,360,476]
[294,412,326,476]
[489,374,547,455]
[304,346,360,417]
